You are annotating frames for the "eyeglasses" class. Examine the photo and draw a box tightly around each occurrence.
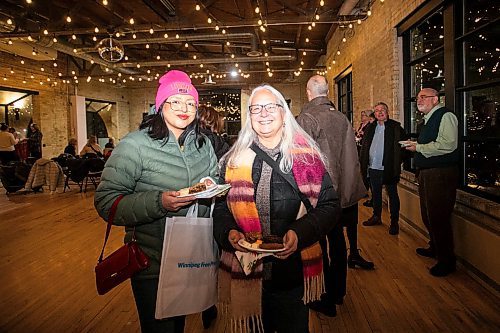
[165,100,197,112]
[249,103,283,114]
[416,95,438,101]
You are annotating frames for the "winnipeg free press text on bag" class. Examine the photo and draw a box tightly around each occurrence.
[155,202,219,319]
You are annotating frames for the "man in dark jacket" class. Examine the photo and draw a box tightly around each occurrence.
[405,87,459,277]
[297,75,370,317]
[359,102,407,235]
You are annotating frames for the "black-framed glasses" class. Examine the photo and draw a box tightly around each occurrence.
[165,100,197,112]
[249,103,283,114]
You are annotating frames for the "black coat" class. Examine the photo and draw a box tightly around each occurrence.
[359,119,408,184]
[213,154,340,290]
[200,128,230,161]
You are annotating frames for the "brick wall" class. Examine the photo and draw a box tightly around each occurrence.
[325,0,425,129]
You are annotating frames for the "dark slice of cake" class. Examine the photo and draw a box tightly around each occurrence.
[188,182,207,194]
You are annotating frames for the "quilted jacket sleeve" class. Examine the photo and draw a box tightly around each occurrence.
[94,136,167,227]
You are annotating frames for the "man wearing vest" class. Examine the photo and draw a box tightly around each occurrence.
[406,87,459,277]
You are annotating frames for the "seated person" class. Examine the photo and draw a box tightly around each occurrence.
[64,138,78,156]
[79,135,103,158]
[103,137,115,159]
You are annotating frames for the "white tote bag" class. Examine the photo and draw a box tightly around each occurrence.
[155,202,218,319]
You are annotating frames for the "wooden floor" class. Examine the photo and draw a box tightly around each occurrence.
[0,186,499,333]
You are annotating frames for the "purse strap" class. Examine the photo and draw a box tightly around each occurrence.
[98,194,125,263]
[250,143,313,211]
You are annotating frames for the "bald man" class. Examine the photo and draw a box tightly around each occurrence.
[297,75,369,317]
[405,87,459,277]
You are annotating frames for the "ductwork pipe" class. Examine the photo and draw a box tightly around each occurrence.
[76,33,258,53]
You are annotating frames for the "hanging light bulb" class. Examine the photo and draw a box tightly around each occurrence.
[149,28,154,34]
[115,32,120,37]
[26,0,32,4]
[72,34,76,40]
[164,33,168,38]
[28,35,33,41]
[357,19,362,24]
[156,55,160,60]
[342,37,347,42]
[132,33,137,39]
[124,56,128,61]
[255,7,260,14]
[66,16,72,23]
[312,22,316,27]
[102,0,108,5]
[367,10,372,16]
[348,23,353,29]
[305,37,309,43]
[129,18,135,24]
[226,41,230,46]
[7,18,13,25]
[222,29,226,34]
[185,42,189,48]
[196,4,200,10]
[7,39,13,45]
[320,0,325,6]
[337,50,341,55]
[315,14,320,20]
[43,29,49,35]
[175,34,180,39]
[207,17,212,24]
[303,51,307,55]
[146,44,150,49]
[92,36,97,41]
[95,27,99,33]
[21,60,25,64]
[308,25,312,30]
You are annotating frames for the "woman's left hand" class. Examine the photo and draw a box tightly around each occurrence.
[274,230,298,260]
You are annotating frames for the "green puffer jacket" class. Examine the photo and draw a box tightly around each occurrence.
[94,128,218,280]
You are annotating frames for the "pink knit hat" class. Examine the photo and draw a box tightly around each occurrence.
[155,70,199,111]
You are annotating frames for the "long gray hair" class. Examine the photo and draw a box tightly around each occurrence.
[222,84,326,173]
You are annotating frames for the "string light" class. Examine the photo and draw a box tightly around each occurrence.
[43,29,49,35]
[315,14,320,20]
[367,10,372,16]
[66,16,72,23]
[164,33,168,38]
[102,0,108,5]
[255,7,260,14]
[132,33,137,39]
[8,39,13,45]
[175,34,180,39]
[207,17,212,24]
[129,18,135,24]
[7,18,12,25]
[28,35,33,41]
[320,0,324,6]
[72,34,77,40]
[95,27,99,33]
[26,0,32,4]
[196,4,200,10]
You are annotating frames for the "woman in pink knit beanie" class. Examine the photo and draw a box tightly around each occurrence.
[95,70,218,333]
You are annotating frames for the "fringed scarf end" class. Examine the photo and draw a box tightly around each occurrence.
[231,314,264,333]
[302,272,325,304]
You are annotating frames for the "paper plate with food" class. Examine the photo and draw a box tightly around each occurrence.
[398,140,415,147]
[177,177,231,198]
[238,233,285,253]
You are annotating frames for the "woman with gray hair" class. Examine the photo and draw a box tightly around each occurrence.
[213,84,340,332]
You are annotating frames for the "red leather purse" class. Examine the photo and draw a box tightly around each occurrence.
[95,195,150,295]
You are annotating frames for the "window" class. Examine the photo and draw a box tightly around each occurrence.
[336,70,353,122]
[400,0,500,201]
[199,90,241,143]
[457,0,500,199]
